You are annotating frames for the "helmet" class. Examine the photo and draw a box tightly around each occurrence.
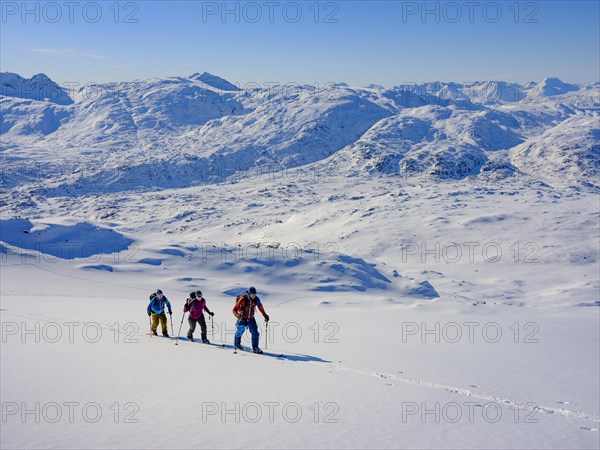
[248,286,257,295]
[195,290,202,297]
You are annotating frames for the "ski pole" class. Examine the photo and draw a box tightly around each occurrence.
[211,314,214,342]
[175,312,186,346]
[169,312,175,336]
[265,320,268,350]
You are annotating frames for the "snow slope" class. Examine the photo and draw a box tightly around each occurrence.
[1,175,599,448]
[335,104,524,179]
[511,113,600,186]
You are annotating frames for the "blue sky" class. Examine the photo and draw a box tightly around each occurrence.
[1,1,598,86]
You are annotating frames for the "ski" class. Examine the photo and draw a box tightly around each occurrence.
[146,332,177,340]
[188,340,226,348]
[233,348,284,358]
[147,333,225,345]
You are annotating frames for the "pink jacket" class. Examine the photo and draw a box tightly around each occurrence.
[184,298,210,320]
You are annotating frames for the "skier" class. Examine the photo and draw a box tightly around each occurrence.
[147,289,172,337]
[183,290,214,343]
[232,286,270,353]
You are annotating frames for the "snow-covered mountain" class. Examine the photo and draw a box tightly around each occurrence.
[334,104,524,179]
[0,72,73,105]
[525,77,580,100]
[511,113,600,185]
[394,80,530,104]
[0,72,598,194]
[188,71,241,91]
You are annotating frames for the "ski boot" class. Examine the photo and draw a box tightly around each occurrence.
[202,338,210,344]
[252,347,264,354]
[163,333,170,337]
[152,330,158,336]
[234,337,244,350]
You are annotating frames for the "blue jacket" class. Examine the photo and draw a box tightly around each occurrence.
[147,296,172,315]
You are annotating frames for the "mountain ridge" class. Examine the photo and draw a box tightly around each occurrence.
[1,71,598,194]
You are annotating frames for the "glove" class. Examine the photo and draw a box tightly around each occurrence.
[264,314,270,322]
[209,312,214,317]
[168,311,172,315]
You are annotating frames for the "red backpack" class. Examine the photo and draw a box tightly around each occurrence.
[235,292,256,319]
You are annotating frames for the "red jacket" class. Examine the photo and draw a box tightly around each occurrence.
[232,294,267,320]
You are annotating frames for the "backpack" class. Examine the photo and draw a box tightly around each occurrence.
[235,292,256,318]
[235,292,248,304]
[183,292,196,310]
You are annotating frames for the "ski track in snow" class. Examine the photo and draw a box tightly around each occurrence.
[326,365,600,426]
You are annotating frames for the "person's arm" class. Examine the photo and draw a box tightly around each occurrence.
[258,305,269,321]
[203,299,213,315]
[165,298,172,314]
[147,302,152,316]
[183,299,189,312]
[256,298,269,321]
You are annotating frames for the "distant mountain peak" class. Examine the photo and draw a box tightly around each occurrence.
[0,71,73,105]
[188,72,239,91]
[30,73,52,81]
[529,77,579,97]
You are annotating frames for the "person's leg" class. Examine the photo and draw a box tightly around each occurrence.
[234,319,247,348]
[187,318,197,339]
[248,318,260,349]
[199,315,207,341]
[159,313,168,335]
[151,314,159,333]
